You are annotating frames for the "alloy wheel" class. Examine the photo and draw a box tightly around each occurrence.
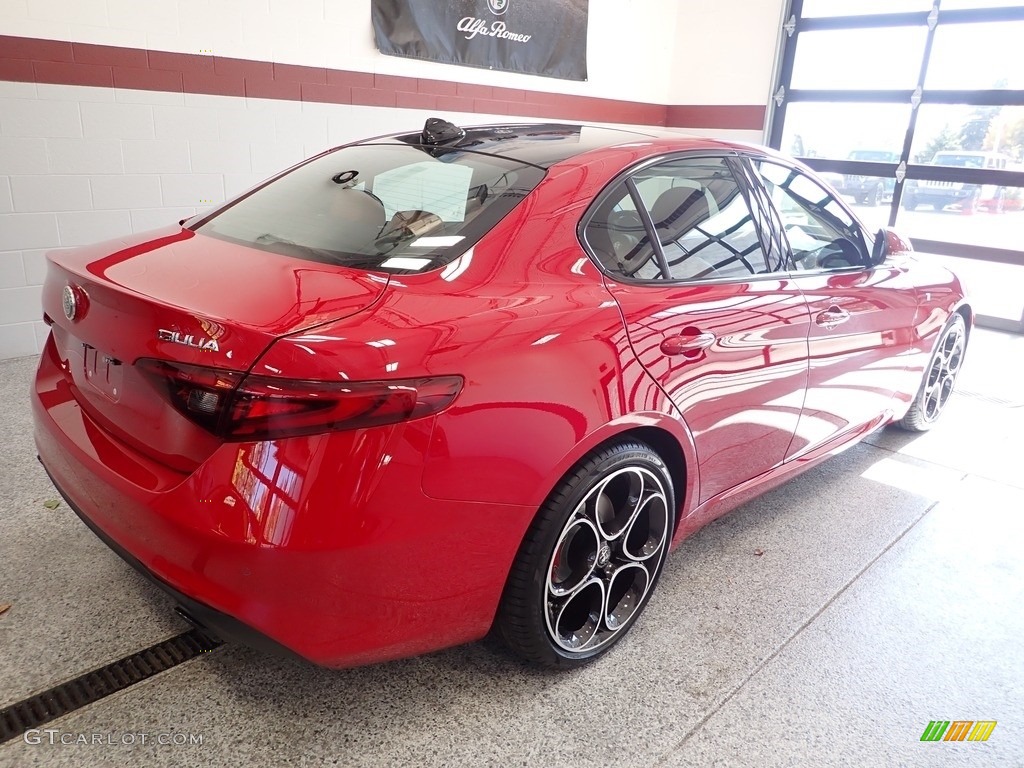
[922,320,966,421]
[543,465,670,653]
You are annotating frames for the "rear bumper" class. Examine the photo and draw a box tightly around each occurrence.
[911,187,974,201]
[42,461,301,661]
[32,338,536,668]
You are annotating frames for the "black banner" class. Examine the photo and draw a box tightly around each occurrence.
[371,0,589,82]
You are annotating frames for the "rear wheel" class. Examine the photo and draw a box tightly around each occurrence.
[496,441,675,668]
[867,182,884,207]
[897,314,967,431]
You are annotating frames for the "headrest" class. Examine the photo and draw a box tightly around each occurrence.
[651,186,709,234]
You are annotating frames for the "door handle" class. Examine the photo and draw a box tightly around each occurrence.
[660,331,716,357]
[815,306,851,330]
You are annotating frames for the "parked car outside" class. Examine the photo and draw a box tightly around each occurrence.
[831,149,900,206]
[903,150,1013,213]
[33,120,971,669]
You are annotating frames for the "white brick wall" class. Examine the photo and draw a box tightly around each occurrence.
[90,175,162,209]
[82,102,155,139]
[0,137,49,174]
[48,138,125,174]
[0,177,12,212]
[0,81,523,359]
[2,98,83,137]
[11,176,93,211]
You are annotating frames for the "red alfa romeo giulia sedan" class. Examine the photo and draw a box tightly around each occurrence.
[32,120,970,669]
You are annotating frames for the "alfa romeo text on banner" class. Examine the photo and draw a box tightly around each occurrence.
[371,0,589,81]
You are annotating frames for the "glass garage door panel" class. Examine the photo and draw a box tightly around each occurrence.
[911,104,1022,163]
[924,255,1024,324]
[790,28,927,90]
[800,0,932,16]
[940,0,1024,9]
[780,103,911,159]
[815,172,895,230]
[925,21,1024,90]
[897,184,1024,251]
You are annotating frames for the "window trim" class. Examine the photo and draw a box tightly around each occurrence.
[578,150,796,287]
[624,176,672,280]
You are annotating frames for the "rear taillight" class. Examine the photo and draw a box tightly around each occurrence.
[138,359,462,441]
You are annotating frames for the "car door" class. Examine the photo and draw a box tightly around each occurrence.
[583,154,811,505]
[750,158,921,458]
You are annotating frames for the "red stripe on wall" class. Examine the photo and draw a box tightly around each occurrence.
[0,35,766,132]
[666,104,766,131]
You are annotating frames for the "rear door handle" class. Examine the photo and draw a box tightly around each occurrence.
[660,331,716,356]
[815,306,851,330]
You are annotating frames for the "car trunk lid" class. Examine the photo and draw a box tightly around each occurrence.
[40,226,388,471]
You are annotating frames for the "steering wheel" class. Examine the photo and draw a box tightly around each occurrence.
[816,237,862,270]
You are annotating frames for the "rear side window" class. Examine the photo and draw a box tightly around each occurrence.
[583,156,784,282]
[193,143,545,274]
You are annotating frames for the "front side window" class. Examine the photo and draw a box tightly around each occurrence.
[757,161,869,272]
[584,156,782,282]
[193,143,545,274]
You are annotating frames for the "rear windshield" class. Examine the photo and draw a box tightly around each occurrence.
[192,143,545,274]
[932,153,985,168]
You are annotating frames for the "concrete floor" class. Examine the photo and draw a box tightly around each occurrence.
[1,328,1022,768]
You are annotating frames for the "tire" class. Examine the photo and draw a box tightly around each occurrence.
[897,314,967,432]
[867,183,883,207]
[902,195,918,211]
[962,189,980,214]
[496,440,675,668]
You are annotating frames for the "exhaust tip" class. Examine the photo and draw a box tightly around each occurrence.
[174,605,223,643]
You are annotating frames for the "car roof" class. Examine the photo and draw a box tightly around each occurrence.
[359,122,682,168]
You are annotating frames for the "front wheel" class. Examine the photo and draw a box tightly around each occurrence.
[897,314,967,431]
[496,441,675,668]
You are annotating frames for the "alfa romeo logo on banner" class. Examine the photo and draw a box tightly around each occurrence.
[371,0,589,81]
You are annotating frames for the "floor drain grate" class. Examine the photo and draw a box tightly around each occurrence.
[0,628,222,745]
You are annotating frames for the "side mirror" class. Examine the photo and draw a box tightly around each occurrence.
[871,228,888,264]
[871,227,914,265]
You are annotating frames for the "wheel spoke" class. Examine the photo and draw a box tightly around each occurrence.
[548,518,600,597]
[547,578,604,650]
[604,563,650,630]
[588,468,644,541]
[622,491,669,561]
